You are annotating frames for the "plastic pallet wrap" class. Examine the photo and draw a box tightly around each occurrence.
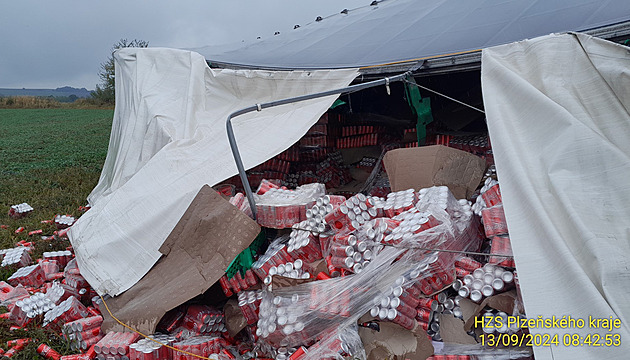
[255,189,483,359]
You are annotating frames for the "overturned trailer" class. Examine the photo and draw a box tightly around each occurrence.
[69,1,630,359]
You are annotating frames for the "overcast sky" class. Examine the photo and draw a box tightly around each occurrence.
[0,0,367,90]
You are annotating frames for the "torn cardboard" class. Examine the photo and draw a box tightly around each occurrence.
[464,290,519,332]
[359,322,434,360]
[270,275,315,290]
[439,314,478,345]
[383,145,486,199]
[224,298,247,337]
[100,185,260,333]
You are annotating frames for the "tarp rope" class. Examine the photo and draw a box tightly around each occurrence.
[403,78,485,114]
[98,294,212,360]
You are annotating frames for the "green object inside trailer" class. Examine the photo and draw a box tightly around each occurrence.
[404,76,433,145]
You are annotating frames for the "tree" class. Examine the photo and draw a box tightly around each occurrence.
[92,39,149,104]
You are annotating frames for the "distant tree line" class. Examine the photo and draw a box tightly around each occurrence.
[90,39,149,105]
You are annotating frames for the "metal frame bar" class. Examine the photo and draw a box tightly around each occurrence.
[226,71,411,219]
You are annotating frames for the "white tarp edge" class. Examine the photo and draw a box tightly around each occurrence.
[482,33,630,359]
[68,47,358,296]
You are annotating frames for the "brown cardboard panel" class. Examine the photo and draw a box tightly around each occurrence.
[383,145,486,199]
[270,275,315,290]
[440,314,478,345]
[100,185,260,333]
[359,322,433,360]
[224,298,247,337]
[458,297,479,323]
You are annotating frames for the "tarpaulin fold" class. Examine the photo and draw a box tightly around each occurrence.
[482,33,630,360]
[68,47,358,296]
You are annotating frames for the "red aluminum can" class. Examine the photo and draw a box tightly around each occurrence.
[289,346,307,360]
[6,338,30,348]
[37,344,62,360]
[482,184,502,207]
[416,308,432,323]
[244,269,257,287]
[394,300,417,319]
[454,257,483,272]
[235,271,249,291]
[392,313,416,330]
[417,320,429,331]
[416,297,435,310]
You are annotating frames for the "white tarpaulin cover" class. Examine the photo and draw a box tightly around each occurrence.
[68,48,358,296]
[482,33,630,359]
[197,0,630,69]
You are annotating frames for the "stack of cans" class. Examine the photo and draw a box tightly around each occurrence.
[257,293,310,346]
[10,292,55,326]
[286,227,322,263]
[8,203,33,219]
[178,305,226,336]
[423,292,468,342]
[308,284,351,319]
[335,133,378,148]
[323,193,378,232]
[94,331,140,358]
[382,189,418,217]
[325,234,372,274]
[46,282,80,306]
[454,256,483,278]
[43,251,73,269]
[481,206,508,237]
[456,263,514,303]
[43,296,89,330]
[171,336,229,359]
[383,209,441,246]
[369,275,420,330]
[54,215,76,229]
[7,263,46,288]
[39,260,63,281]
[264,259,311,285]
[1,247,33,268]
[255,185,327,229]
[237,290,263,325]
[218,268,259,297]
[228,193,253,218]
[128,334,176,360]
[63,316,104,350]
[250,240,293,282]
[448,134,490,154]
[0,281,15,301]
[489,235,515,267]
[414,253,456,296]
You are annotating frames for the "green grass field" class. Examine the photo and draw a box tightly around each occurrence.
[0,109,113,249]
[0,109,112,359]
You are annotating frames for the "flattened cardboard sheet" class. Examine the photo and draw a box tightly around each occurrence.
[383,145,486,199]
[100,185,260,333]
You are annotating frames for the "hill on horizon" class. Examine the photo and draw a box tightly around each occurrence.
[0,86,93,99]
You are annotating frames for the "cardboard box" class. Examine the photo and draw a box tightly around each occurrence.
[383,145,486,199]
[100,185,260,333]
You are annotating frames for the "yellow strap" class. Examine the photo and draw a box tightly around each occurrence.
[98,295,212,360]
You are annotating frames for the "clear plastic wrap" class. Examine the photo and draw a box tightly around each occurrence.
[255,183,326,229]
[1,247,33,268]
[255,187,484,359]
[454,262,515,303]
